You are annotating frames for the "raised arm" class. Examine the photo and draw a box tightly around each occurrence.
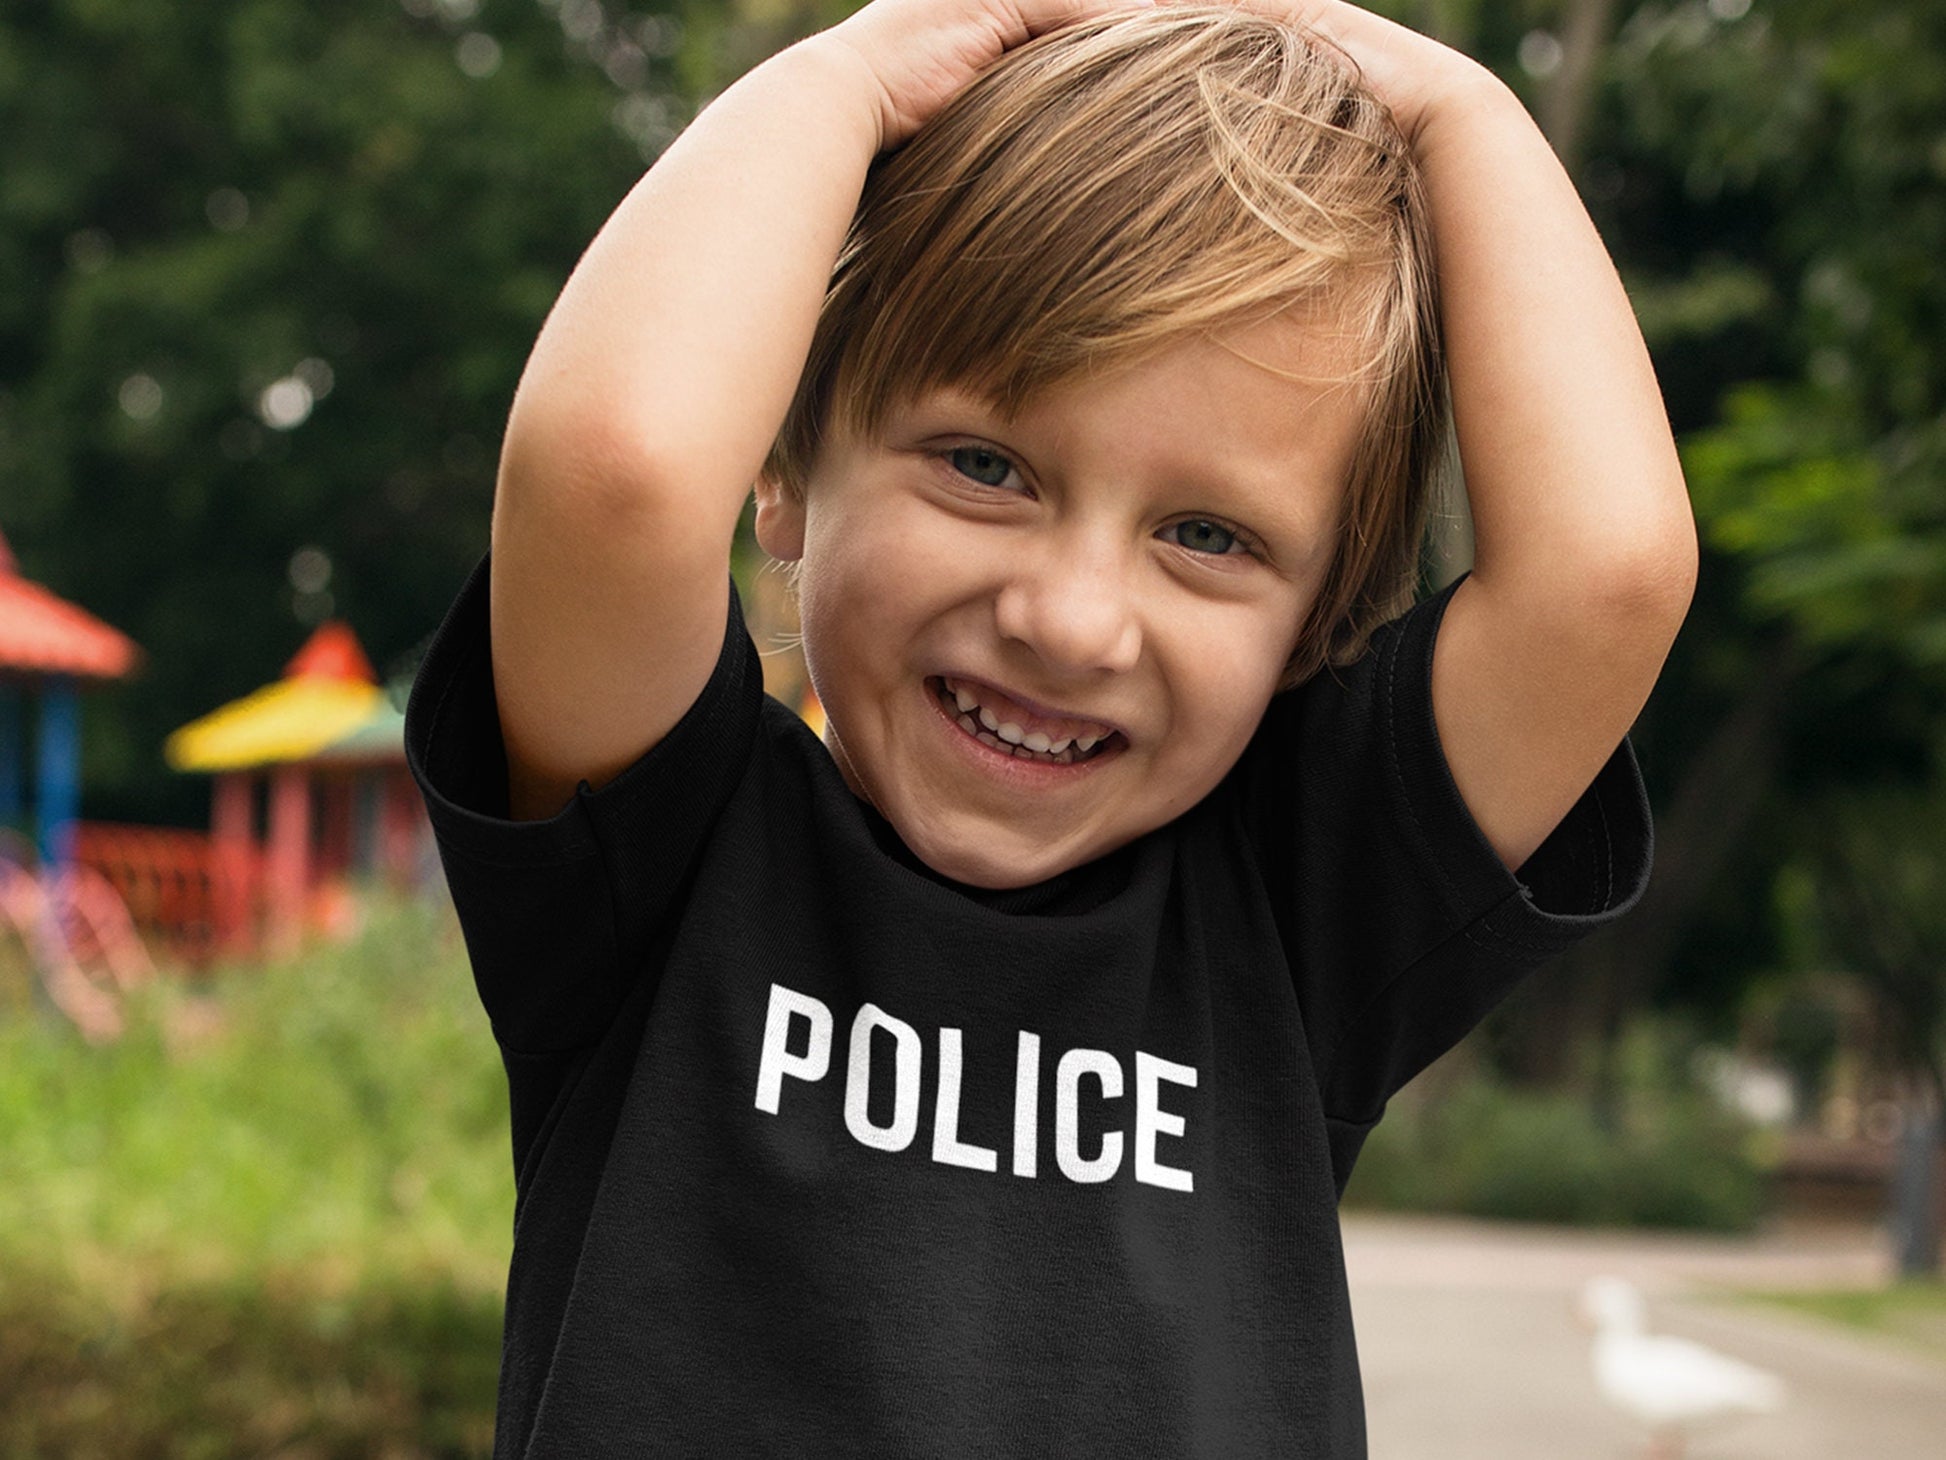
[1302,1,1698,871]
[489,0,1116,820]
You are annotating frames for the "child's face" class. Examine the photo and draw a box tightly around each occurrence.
[757,316,1366,889]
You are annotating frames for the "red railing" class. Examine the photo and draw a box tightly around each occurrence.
[72,821,258,966]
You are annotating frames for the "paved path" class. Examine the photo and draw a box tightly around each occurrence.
[1342,1213,1946,1459]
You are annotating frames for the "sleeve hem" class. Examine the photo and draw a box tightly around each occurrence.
[405,555,601,866]
[1376,574,1654,942]
[405,555,755,871]
[1309,581,1656,1114]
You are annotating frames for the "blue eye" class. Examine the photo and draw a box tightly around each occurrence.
[949,446,1016,488]
[1165,519,1241,555]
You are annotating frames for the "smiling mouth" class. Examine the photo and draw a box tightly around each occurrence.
[928,677,1125,767]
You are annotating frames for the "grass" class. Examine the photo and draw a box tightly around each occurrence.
[0,897,511,1457]
[0,1267,502,1458]
[1739,1281,1946,1362]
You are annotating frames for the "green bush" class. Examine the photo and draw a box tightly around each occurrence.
[0,896,511,1283]
[1343,1028,1772,1231]
[0,1266,501,1459]
[0,897,511,1455]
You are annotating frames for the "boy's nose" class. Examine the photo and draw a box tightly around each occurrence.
[993,540,1143,677]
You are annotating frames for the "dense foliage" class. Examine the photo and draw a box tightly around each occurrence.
[1,0,710,825]
[1406,0,1946,1100]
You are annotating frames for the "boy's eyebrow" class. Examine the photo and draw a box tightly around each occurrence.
[895,383,1012,425]
[1202,470,1341,558]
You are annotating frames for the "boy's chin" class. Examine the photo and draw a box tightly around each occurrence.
[831,729,1137,889]
[895,815,1123,891]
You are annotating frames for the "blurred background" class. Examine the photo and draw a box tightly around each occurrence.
[1,0,1941,1454]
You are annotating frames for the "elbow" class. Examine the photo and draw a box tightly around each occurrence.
[494,381,721,555]
[499,384,654,519]
[1617,480,1700,637]
[1480,474,1700,667]
[1574,500,1700,671]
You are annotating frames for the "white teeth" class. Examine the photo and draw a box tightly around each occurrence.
[942,679,1111,762]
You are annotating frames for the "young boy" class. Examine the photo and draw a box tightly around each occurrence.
[406,1,1694,1454]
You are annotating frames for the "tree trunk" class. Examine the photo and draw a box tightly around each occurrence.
[1891,1104,1943,1277]
[1537,0,1625,175]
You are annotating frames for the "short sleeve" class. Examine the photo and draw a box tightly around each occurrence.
[1236,574,1652,1128]
[405,556,763,1059]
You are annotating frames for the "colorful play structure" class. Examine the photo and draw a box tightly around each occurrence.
[159,620,428,957]
[0,527,154,1038]
[0,524,432,1039]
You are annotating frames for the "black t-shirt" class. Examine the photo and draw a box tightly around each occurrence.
[406,559,1650,1458]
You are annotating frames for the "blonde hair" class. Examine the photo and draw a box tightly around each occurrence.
[765,5,1446,684]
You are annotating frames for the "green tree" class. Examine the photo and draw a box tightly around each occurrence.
[0,0,702,824]
[1452,0,1946,1088]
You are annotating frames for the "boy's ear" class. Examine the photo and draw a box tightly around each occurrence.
[752,471,805,562]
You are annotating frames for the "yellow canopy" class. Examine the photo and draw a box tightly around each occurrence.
[165,678,385,772]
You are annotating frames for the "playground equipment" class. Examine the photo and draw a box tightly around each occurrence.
[0,526,153,1037]
[164,620,429,958]
[70,820,255,967]
[0,524,435,1037]
[0,527,140,863]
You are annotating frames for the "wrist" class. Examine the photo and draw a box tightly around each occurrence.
[1371,39,1504,149]
[1407,63,1541,173]
[1297,3,1504,149]
[777,30,896,156]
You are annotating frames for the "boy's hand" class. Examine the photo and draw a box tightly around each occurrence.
[1228,0,1492,144]
[825,0,1142,150]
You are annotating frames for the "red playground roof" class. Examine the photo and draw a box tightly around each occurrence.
[284,620,377,683]
[0,528,140,680]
